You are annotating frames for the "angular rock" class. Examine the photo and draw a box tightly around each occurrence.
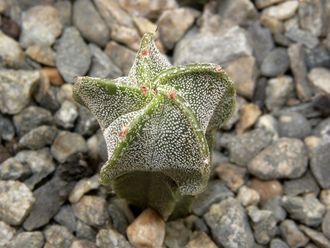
[284,172,320,196]
[256,114,279,139]
[0,30,24,67]
[237,186,260,207]
[19,125,58,150]
[204,198,255,248]
[13,106,53,137]
[261,48,289,77]
[308,67,330,96]
[73,0,109,47]
[285,27,319,49]
[23,175,75,231]
[0,221,16,247]
[10,231,44,248]
[104,41,135,75]
[54,100,79,129]
[298,0,325,37]
[300,225,330,248]
[278,112,311,139]
[236,103,261,133]
[76,220,97,241]
[250,179,283,204]
[20,6,62,48]
[158,8,199,50]
[262,1,299,20]
[223,128,273,166]
[288,43,313,100]
[0,70,40,115]
[174,26,253,66]
[225,56,258,99]
[54,205,77,233]
[280,220,309,248]
[192,180,234,216]
[215,163,246,192]
[44,224,75,248]
[282,194,326,226]
[127,208,165,248]
[88,43,122,79]
[51,131,88,163]
[0,157,31,180]
[263,196,287,222]
[248,138,308,180]
[73,195,109,227]
[15,148,55,189]
[96,228,133,248]
[310,142,330,189]
[69,174,99,203]
[265,76,294,111]
[26,45,56,66]
[0,180,35,225]
[186,231,217,248]
[56,27,91,83]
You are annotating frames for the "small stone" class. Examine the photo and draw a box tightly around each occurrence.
[15,148,55,189]
[54,0,72,27]
[105,41,135,75]
[265,76,294,111]
[0,30,24,67]
[270,238,289,248]
[278,112,311,139]
[164,218,192,248]
[323,210,330,239]
[44,224,75,248]
[26,45,55,66]
[13,106,53,137]
[73,195,109,227]
[310,142,330,189]
[54,205,77,233]
[215,163,246,192]
[262,0,299,20]
[76,220,97,241]
[256,114,279,139]
[75,105,99,137]
[42,67,65,86]
[110,24,140,51]
[186,231,217,248]
[255,0,285,9]
[308,67,330,96]
[314,117,330,141]
[56,27,91,83]
[191,180,233,216]
[174,26,253,66]
[248,138,308,180]
[0,221,16,247]
[250,178,283,204]
[69,175,99,203]
[0,180,35,225]
[225,56,258,99]
[260,15,284,33]
[158,8,199,50]
[282,194,326,226]
[87,131,107,163]
[0,157,31,180]
[23,175,75,231]
[51,131,88,163]
[285,27,319,49]
[261,48,289,77]
[133,16,157,36]
[237,186,260,207]
[280,220,309,248]
[299,225,330,248]
[284,172,319,196]
[96,228,133,248]
[54,100,79,129]
[305,47,330,70]
[73,0,109,47]
[0,70,40,115]
[263,196,287,222]
[107,200,130,235]
[288,43,313,101]
[236,103,261,133]
[10,231,44,248]
[247,206,277,244]
[223,128,273,166]
[298,0,325,37]
[20,6,62,48]
[321,190,330,209]
[88,43,122,79]
[0,114,15,141]
[204,198,255,248]
[19,125,57,150]
[127,208,165,248]
[71,240,97,248]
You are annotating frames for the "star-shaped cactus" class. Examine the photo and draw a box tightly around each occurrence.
[73,33,236,219]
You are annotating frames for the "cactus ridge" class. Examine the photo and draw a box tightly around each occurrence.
[73,33,236,218]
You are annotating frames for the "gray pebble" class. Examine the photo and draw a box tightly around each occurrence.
[278,112,311,139]
[280,220,309,248]
[299,225,330,248]
[311,142,330,189]
[261,48,289,77]
[248,138,308,180]
[56,27,91,83]
[0,180,35,225]
[322,210,330,240]
[0,157,31,180]
[71,240,97,248]
[54,205,77,233]
[0,31,24,67]
[263,196,287,222]
[75,105,99,136]
[10,231,44,248]
[76,219,97,241]
[96,228,133,248]
[0,114,15,141]
[270,238,289,248]
[285,27,319,49]
[54,0,72,27]
[0,221,16,247]
[283,172,319,196]
[305,47,330,70]
[54,100,79,129]
[19,125,58,150]
[44,224,75,248]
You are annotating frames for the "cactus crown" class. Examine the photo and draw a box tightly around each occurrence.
[73,33,236,219]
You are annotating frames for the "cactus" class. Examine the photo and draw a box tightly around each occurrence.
[73,33,236,219]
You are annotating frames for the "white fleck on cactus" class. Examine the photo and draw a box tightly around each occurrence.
[73,33,236,219]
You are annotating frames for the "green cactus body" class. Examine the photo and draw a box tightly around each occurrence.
[73,33,236,219]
